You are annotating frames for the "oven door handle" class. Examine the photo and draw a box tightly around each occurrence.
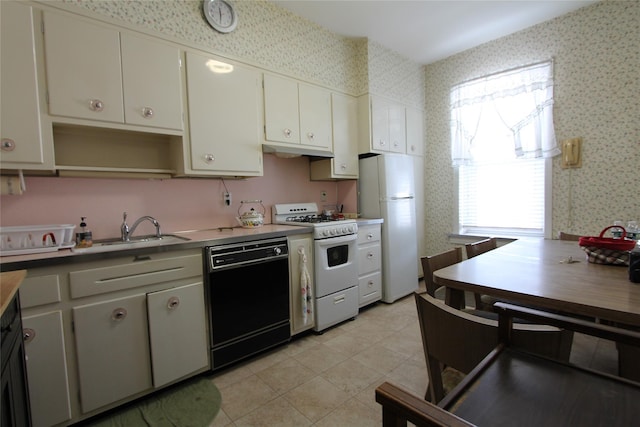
[315,233,356,247]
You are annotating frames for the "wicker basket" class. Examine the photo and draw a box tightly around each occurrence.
[578,225,636,266]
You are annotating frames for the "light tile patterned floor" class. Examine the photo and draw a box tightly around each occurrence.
[206,287,619,427]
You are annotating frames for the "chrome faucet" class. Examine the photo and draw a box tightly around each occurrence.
[121,212,162,242]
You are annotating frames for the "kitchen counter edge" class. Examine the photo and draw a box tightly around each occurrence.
[0,225,311,272]
[356,218,384,226]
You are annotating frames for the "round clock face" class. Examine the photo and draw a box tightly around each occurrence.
[203,0,238,33]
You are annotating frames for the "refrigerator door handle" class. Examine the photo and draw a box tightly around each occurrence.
[384,196,414,201]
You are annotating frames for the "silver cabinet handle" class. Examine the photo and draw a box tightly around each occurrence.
[1,139,16,152]
[204,154,215,163]
[283,128,292,138]
[393,140,399,147]
[167,296,180,310]
[307,132,314,140]
[340,163,347,170]
[379,140,386,146]
[142,107,154,118]
[89,99,104,112]
[367,233,373,240]
[23,328,36,343]
[367,252,374,259]
[111,308,127,321]
[367,280,374,288]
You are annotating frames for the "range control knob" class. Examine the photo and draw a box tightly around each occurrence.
[274,247,282,255]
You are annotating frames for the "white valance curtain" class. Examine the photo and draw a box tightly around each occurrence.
[450,60,560,166]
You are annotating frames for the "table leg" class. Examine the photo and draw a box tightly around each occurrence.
[445,288,466,309]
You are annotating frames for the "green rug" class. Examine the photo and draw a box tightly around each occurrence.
[87,376,222,427]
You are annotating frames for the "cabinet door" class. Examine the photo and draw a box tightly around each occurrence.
[263,74,300,143]
[389,103,407,153]
[185,52,263,175]
[299,83,332,150]
[1,1,50,168]
[43,11,124,122]
[406,107,424,156]
[22,311,72,427]
[73,294,152,413]
[288,235,314,335]
[371,97,390,152]
[121,34,183,130]
[147,282,209,387]
[331,93,359,178]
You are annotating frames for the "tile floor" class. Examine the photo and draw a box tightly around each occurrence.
[206,287,619,427]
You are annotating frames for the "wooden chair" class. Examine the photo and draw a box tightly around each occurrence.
[420,247,462,298]
[378,302,640,427]
[464,238,498,311]
[414,292,573,403]
[558,231,581,241]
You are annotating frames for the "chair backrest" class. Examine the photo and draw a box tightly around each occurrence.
[558,231,581,241]
[464,237,497,259]
[414,292,573,403]
[420,247,463,297]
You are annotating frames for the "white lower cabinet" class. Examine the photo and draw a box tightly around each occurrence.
[22,311,72,427]
[288,235,315,335]
[73,294,152,413]
[357,223,382,307]
[18,249,207,426]
[147,282,209,387]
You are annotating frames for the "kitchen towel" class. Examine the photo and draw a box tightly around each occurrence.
[298,246,313,324]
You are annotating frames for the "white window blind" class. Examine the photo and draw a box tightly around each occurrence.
[459,159,546,236]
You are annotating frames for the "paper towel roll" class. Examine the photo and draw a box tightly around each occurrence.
[1,176,23,195]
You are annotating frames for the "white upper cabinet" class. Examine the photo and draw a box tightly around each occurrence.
[120,34,183,130]
[406,106,425,157]
[358,94,416,156]
[298,83,332,150]
[43,11,183,131]
[388,102,407,153]
[264,74,300,144]
[1,1,53,170]
[182,51,263,176]
[310,92,358,180]
[263,73,332,152]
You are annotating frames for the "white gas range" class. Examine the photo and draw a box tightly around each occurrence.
[273,203,359,332]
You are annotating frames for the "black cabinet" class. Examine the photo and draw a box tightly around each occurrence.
[1,293,31,427]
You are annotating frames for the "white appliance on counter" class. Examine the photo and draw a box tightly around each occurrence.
[358,154,419,303]
[272,203,359,332]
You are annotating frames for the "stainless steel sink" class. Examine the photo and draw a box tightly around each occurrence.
[74,234,191,253]
[94,234,191,246]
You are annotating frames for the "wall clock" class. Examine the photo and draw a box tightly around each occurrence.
[203,0,238,34]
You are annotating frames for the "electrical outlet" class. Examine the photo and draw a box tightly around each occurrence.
[224,192,232,206]
[321,191,327,202]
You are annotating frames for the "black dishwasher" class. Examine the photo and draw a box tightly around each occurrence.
[206,237,290,371]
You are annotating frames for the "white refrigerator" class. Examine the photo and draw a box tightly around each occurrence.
[358,154,419,303]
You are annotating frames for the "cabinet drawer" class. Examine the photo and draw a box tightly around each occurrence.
[315,286,358,331]
[69,254,202,298]
[19,274,61,308]
[358,244,381,276]
[359,272,382,307]
[357,225,381,245]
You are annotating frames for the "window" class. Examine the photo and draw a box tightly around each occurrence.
[450,61,559,237]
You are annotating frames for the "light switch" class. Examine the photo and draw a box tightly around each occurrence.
[561,137,582,169]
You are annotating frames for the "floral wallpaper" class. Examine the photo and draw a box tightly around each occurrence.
[423,0,639,254]
[37,0,637,257]
[57,0,367,95]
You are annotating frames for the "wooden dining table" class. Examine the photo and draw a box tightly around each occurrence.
[434,238,640,327]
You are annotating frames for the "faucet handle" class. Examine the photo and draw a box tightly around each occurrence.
[122,211,128,222]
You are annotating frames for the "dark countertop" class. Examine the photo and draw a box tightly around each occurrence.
[0,225,311,272]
